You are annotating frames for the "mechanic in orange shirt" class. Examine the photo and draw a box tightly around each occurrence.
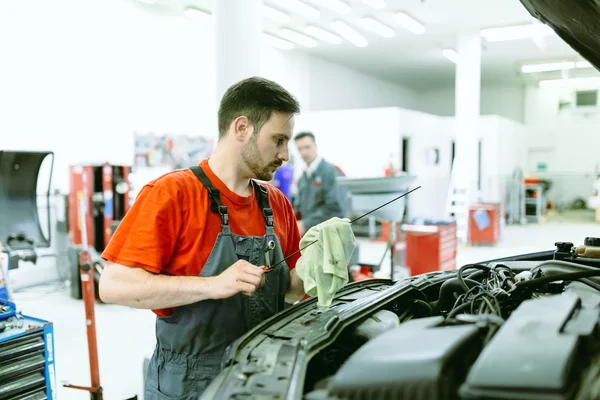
[98,77,305,398]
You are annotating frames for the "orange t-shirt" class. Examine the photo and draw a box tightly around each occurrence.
[101,159,301,316]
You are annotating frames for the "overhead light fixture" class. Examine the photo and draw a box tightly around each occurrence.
[521,61,576,73]
[263,33,295,51]
[263,6,292,23]
[361,17,395,38]
[331,20,368,47]
[183,7,212,21]
[319,0,351,14]
[137,0,158,4]
[362,0,386,9]
[393,12,425,34]
[442,49,459,64]
[539,77,600,89]
[278,28,318,47]
[521,60,594,73]
[276,0,320,19]
[304,25,343,44]
[481,23,553,42]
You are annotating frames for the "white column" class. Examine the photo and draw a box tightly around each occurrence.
[454,30,482,202]
[452,30,481,244]
[214,0,263,101]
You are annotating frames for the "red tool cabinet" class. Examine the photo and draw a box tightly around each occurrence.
[402,222,457,276]
[68,164,131,251]
[468,203,501,245]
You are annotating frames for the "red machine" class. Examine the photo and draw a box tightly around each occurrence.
[68,164,131,252]
[403,222,457,276]
[468,203,502,245]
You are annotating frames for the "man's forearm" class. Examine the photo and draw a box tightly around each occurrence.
[99,262,216,309]
[286,268,305,304]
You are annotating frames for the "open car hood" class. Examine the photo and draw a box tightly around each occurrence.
[201,245,600,400]
[520,0,600,71]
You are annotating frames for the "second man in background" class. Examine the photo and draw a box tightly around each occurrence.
[293,131,348,236]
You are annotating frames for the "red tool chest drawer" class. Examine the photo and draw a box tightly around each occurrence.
[402,223,457,276]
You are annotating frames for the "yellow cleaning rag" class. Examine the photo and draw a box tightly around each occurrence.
[295,217,356,308]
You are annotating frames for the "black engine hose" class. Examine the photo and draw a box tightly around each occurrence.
[436,278,480,312]
[458,264,491,292]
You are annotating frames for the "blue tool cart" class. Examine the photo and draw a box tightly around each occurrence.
[0,313,57,400]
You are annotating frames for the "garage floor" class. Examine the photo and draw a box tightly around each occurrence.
[11,214,599,400]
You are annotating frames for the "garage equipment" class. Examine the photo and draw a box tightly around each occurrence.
[336,175,416,281]
[68,164,131,253]
[0,151,54,253]
[67,164,131,300]
[63,188,104,399]
[506,167,526,225]
[468,203,502,245]
[402,220,457,276]
[0,313,57,400]
[0,151,55,295]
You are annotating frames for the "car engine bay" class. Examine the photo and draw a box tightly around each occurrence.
[203,240,600,400]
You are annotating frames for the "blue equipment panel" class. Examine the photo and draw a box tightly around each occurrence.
[0,314,56,400]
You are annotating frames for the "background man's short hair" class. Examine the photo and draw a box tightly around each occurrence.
[294,131,315,142]
[218,77,300,139]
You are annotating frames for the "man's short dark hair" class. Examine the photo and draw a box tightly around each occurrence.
[294,131,315,142]
[218,77,300,140]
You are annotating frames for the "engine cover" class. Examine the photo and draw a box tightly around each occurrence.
[329,316,484,400]
[460,292,600,400]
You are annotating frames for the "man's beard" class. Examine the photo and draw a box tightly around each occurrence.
[241,138,281,181]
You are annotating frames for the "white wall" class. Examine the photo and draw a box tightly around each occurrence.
[307,58,417,111]
[0,0,417,193]
[415,84,526,123]
[524,84,600,205]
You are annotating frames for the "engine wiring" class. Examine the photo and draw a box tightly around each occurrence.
[441,260,600,344]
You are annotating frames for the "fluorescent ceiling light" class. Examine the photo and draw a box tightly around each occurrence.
[577,60,593,69]
[393,12,425,34]
[442,49,459,64]
[277,0,320,19]
[278,28,318,47]
[137,0,158,4]
[263,33,295,50]
[481,23,553,42]
[263,6,292,23]
[521,60,595,73]
[522,61,575,73]
[539,77,600,89]
[362,0,386,9]
[304,25,343,44]
[361,17,395,38]
[319,0,351,14]
[331,20,368,47]
[183,7,212,21]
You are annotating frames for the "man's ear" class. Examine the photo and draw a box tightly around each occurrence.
[232,116,252,142]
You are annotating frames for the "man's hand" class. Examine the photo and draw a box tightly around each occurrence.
[212,260,265,299]
[297,220,306,236]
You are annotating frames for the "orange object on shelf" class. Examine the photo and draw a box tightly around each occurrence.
[524,177,540,185]
[468,203,501,245]
[402,222,457,276]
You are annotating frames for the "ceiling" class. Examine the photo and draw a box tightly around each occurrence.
[133,0,598,90]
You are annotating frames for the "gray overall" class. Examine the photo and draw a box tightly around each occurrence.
[144,166,290,399]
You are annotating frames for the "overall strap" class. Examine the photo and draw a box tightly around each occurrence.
[190,166,229,226]
[251,180,274,228]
